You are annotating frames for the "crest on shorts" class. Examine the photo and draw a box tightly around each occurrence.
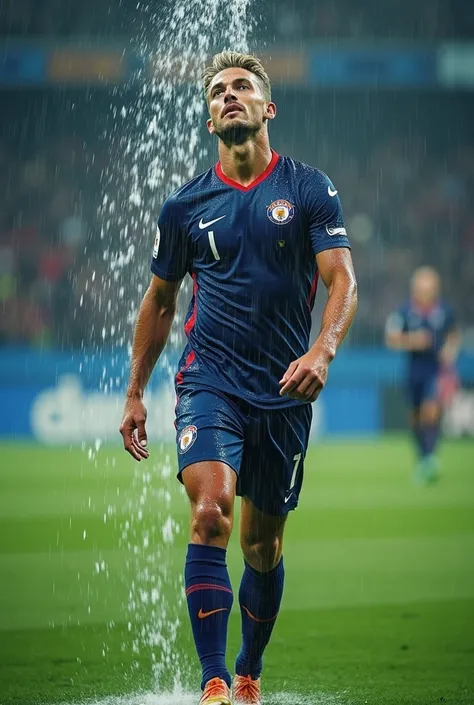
[267,199,295,225]
[178,425,197,454]
[153,225,161,258]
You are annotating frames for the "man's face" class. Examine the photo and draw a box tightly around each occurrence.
[412,271,440,306]
[206,67,275,145]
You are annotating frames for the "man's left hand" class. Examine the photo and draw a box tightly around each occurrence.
[279,348,331,402]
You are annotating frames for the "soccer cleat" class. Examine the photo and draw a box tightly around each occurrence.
[424,454,440,484]
[233,674,261,704]
[199,677,232,705]
[414,455,440,485]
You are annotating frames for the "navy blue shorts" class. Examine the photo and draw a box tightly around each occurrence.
[408,375,439,409]
[175,387,312,516]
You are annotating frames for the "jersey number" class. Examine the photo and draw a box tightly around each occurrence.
[208,231,220,261]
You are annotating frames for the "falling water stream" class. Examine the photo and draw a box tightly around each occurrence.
[81,0,258,701]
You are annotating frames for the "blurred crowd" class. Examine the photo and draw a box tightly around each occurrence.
[0,92,474,348]
[319,138,474,344]
[1,0,473,40]
[0,123,105,349]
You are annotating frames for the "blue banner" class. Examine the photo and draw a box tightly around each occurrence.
[0,45,46,85]
[0,41,471,89]
[0,348,472,443]
[311,47,436,87]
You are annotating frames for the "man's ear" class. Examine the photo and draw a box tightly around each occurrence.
[264,101,277,121]
[207,117,214,134]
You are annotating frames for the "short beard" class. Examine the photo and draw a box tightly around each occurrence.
[213,119,260,147]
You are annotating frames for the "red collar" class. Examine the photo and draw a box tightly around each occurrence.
[215,150,279,192]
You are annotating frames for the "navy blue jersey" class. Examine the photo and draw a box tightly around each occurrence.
[151,151,350,408]
[386,301,456,380]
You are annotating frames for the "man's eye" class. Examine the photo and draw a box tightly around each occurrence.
[238,85,249,90]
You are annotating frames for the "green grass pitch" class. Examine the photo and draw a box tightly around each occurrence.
[1,437,473,705]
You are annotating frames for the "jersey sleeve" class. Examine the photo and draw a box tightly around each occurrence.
[385,308,407,335]
[150,195,192,281]
[302,170,351,255]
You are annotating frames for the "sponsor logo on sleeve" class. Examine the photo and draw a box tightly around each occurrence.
[153,226,161,258]
[326,225,347,236]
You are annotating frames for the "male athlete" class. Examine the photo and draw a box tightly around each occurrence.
[385,266,460,483]
[120,51,357,705]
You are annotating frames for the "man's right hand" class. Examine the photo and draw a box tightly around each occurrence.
[119,395,150,462]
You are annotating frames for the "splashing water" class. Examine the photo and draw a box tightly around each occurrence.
[63,688,349,705]
[81,0,257,694]
[59,688,348,705]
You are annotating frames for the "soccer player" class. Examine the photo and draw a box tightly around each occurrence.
[385,266,460,483]
[120,51,357,705]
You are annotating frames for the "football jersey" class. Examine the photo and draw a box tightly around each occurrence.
[386,301,456,380]
[151,150,350,408]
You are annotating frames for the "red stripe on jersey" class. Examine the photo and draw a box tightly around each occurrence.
[184,273,198,337]
[308,271,319,310]
[176,274,198,386]
[215,150,279,192]
[176,350,195,386]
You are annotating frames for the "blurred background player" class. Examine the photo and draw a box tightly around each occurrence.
[385,266,460,483]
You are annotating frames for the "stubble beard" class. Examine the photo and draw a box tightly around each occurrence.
[213,117,261,147]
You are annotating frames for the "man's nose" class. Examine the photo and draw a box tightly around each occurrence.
[223,86,237,102]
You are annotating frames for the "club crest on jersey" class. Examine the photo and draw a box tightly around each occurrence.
[267,199,295,225]
[153,225,161,258]
[178,425,197,454]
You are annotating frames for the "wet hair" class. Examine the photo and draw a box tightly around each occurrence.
[203,51,271,102]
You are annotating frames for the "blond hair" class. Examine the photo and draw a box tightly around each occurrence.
[203,51,271,102]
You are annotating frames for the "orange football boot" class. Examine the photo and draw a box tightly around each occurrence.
[233,674,261,704]
[199,677,232,705]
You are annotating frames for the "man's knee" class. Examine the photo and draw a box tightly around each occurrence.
[192,498,233,545]
[421,401,440,425]
[241,533,282,572]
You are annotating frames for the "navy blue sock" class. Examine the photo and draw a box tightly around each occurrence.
[413,425,424,457]
[235,558,284,680]
[418,423,441,458]
[185,544,233,689]
[424,423,440,456]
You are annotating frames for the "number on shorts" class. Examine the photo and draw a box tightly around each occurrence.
[289,453,302,493]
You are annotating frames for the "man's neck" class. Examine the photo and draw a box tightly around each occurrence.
[217,137,273,188]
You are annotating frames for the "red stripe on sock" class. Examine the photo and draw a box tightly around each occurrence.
[186,583,233,597]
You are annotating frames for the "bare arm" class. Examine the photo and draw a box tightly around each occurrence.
[311,247,358,361]
[127,275,182,397]
[280,248,357,401]
[439,328,461,367]
[120,274,183,460]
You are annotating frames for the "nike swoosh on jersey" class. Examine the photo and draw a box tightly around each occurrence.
[198,215,226,229]
[328,186,338,197]
[198,607,228,619]
[326,226,347,236]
